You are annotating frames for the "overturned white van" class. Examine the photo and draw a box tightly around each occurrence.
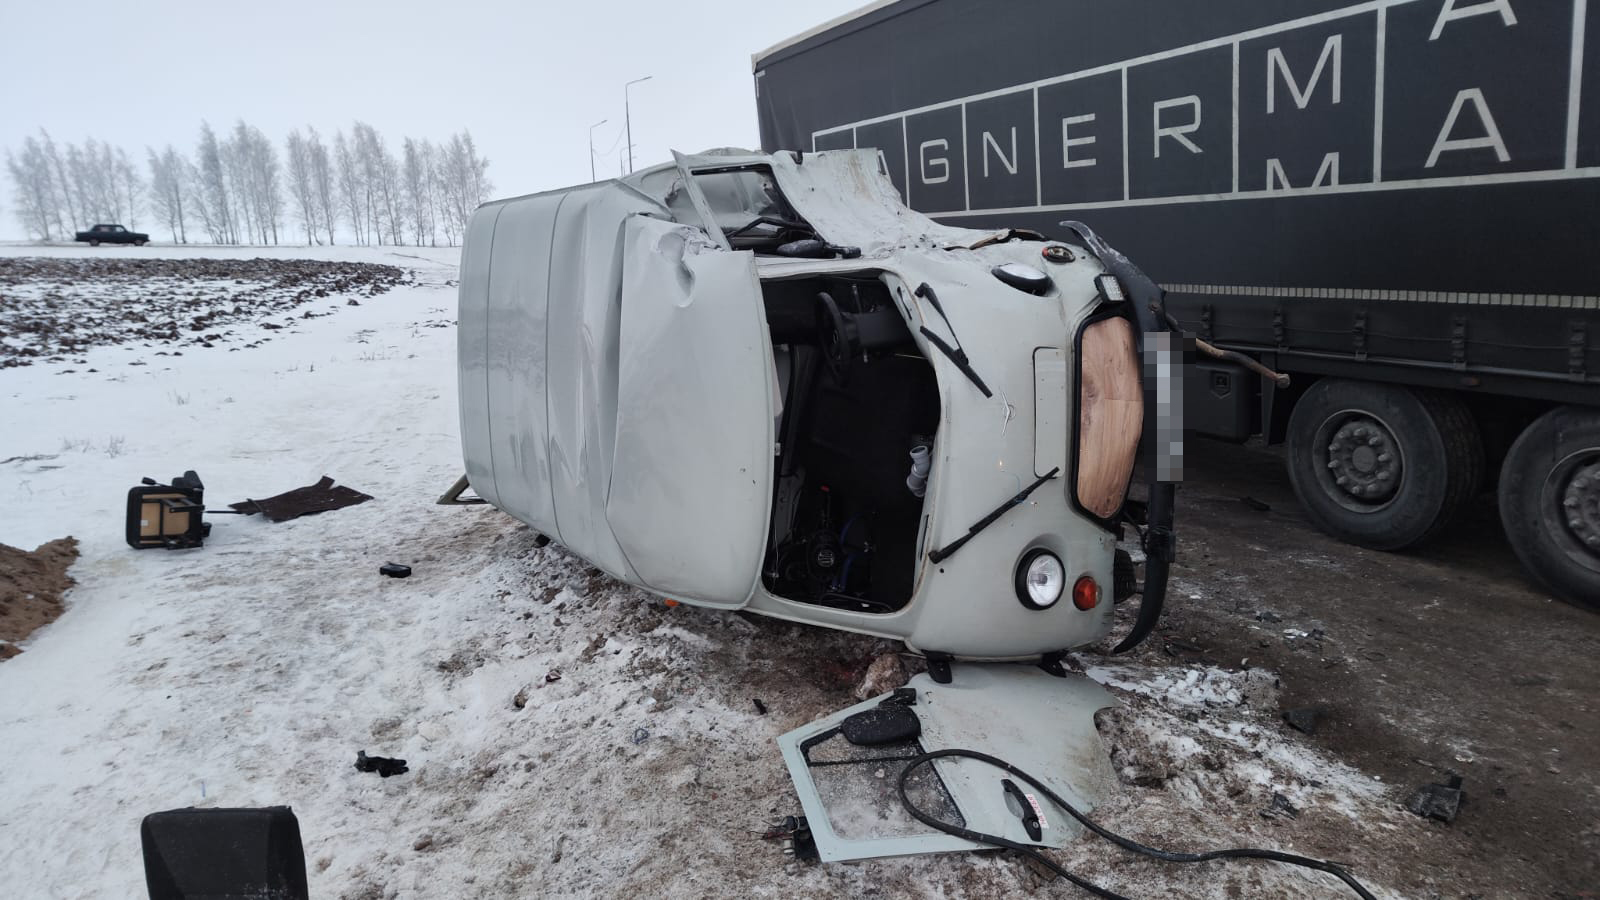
[453,148,1180,662]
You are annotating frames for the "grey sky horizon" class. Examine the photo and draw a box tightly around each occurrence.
[0,0,866,240]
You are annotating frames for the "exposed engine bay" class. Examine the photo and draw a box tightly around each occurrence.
[761,275,937,614]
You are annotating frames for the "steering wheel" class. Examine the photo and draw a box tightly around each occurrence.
[815,291,857,385]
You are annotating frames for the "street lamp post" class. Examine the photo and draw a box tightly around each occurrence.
[624,75,653,174]
[588,118,608,182]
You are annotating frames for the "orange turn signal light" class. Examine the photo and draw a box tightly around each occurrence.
[1072,575,1100,611]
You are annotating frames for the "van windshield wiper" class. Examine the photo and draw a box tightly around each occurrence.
[927,468,1058,564]
[913,283,992,398]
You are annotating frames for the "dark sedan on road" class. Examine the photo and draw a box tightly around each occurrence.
[75,224,148,246]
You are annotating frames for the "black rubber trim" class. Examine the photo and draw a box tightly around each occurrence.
[1059,220,1177,655]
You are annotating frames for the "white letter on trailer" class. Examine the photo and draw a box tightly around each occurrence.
[1266,152,1341,189]
[1429,0,1518,40]
[920,139,951,184]
[1153,96,1203,157]
[1425,88,1511,166]
[1062,114,1098,168]
[982,128,1019,177]
[1267,34,1343,113]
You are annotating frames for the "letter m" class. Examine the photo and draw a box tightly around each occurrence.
[1268,34,1343,113]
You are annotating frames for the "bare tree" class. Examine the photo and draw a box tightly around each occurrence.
[377,143,404,245]
[236,123,282,244]
[334,130,366,245]
[284,129,318,244]
[38,130,73,236]
[306,127,337,245]
[66,141,98,223]
[351,122,390,245]
[114,147,142,230]
[402,137,437,246]
[436,130,492,245]
[195,122,235,243]
[147,144,190,243]
[223,126,256,242]
[4,137,56,239]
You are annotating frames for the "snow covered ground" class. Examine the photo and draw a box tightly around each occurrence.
[0,243,1408,898]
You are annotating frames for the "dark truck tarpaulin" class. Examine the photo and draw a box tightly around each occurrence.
[754,0,1599,389]
[754,0,1600,607]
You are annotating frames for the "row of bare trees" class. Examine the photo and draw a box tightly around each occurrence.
[5,122,492,246]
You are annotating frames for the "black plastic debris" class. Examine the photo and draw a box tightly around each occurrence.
[630,727,650,745]
[1283,707,1321,735]
[1406,775,1464,823]
[380,563,411,579]
[1256,610,1283,623]
[142,806,308,900]
[753,698,768,716]
[1260,792,1299,820]
[841,703,921,746]
[229,476,373,522]
[355,750,409,778]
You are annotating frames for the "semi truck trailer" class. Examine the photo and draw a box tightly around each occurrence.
[753,0,1600,607]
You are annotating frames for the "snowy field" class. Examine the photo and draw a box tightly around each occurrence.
[0,243,1413,898]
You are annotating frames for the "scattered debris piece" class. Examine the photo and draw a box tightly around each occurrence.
[1256,610,1283,623]
[752,698,768,716]
[630,727,650,746]
[1260,791,1299,820]
[761,815,818,862]
[549,833,566,865]
[1406,775,1464,823]
[1163,637,1204,656]
[0,453,57,465]
[229,476,373,522]
[544,670,562,684]
[1283,707,1321,735]
[512,688,530,709]
[379,563,412,579]
[126,471,212,550]
[1240,496,1272,512]
[0,537,80,659]
[412,835,434,852]
[354,750,409,778]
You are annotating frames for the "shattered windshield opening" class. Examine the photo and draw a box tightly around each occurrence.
[674,166,833,254]
[690,168,799,234]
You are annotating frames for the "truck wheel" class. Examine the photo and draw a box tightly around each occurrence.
[1498,406,1600,609]
[89,240,99,247]
[1285,379,1483,550]
[135,240,147,247]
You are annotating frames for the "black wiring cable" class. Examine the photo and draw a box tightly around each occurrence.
[896,748,1378,900]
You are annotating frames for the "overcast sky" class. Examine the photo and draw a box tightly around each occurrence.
[0,0,866,239]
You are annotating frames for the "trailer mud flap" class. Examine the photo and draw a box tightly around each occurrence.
[777,664,1117,862]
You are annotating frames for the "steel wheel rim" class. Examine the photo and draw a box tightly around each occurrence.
[1539,447,1600,574]
[1311,408,1406,514]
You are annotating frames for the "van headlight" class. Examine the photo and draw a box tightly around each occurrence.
[1016,549,1065,609]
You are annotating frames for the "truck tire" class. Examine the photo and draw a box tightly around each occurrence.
[1497,406,1600,609]
[1285,379,1483,550]
[135,240,147,247]
[88,240,99,247]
